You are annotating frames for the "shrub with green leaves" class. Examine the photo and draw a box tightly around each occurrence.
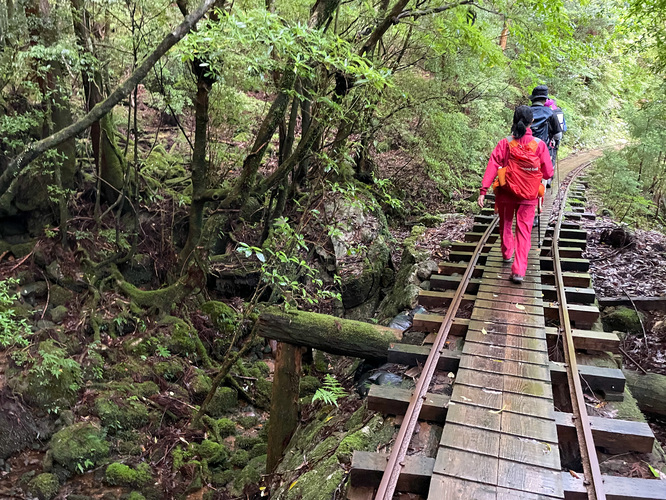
[0,278,32,349]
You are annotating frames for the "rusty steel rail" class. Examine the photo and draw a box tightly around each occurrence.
[552,162,606,500]
[374,215,499,500]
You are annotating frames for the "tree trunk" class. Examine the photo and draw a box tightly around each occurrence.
[623,369,666,416]
[267,342,303,472]
[71,0,126,203]
[257,306,402,361]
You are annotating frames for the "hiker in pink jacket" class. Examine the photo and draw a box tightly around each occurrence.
[477,106,553,283]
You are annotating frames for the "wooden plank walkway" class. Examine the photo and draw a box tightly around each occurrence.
[429,196,564,500]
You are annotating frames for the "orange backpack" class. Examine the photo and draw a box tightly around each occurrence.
[495,137,544,200]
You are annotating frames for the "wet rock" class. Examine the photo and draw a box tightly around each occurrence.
[20,281,48,299]
[49,305,68,324]
[0,393,52,460]
[206,387,238,417]
[601,306,644,335]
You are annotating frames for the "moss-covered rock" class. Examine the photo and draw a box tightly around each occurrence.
[299,376,321,397]
[601,306,645,335]
[211,469,236,487]
[49,423,110,473]
[49,305,68,324]
[105,462,152,487]
[218,418,237,437]
[236,415,258,429]
[279,456,344,500]
[230,449,249,468]
[201,301,236,334]
[27,473,60,500]
[235,436,264,450]
[94,395,152,434]
[336,414,393,464]
[206,387,238,417]
[11,340,82,411]
[189,369,212,404]
[230,455,266,496]
[159,316,199,358]
[48,285,74,307]
[128,493,147,500]
[250,442,268,458]
[153,359,186,382]
[196,440,229,466]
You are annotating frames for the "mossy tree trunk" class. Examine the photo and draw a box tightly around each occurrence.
[267,342,303,472]
[257,306,402,361]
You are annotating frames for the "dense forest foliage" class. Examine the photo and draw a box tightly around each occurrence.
[1,0,666,497]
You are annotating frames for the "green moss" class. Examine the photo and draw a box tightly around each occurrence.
[105,462,152,487]
[196,440,229,466]
[230,449,249,468]
[235,436,263,450]
[27,473,60,500]
[189,369,212,404]
[344,404,368,432]
[254,378,272,408]
[159,316,199,358]
[128,493,146,500]
[254,361,270,377]
[49,423,110,473]
[308,436,338,463]
[282,456,343,500]
[206,387,238,417]
[14,340,82,411]
[218,418,237,437]
[250,442,268,458]
[601,306,645,335]
[201,301,237,334]
[211,469,235,486]
[94,395,152,434]
[153,359,185,382]
[107,359,153,382]
[336,415,394,465]
[299,376,321,397]
[116,431,144,456]
[236,416,258,429]
[230,455,266,496]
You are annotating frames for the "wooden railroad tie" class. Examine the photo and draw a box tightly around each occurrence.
[350,452,666,499]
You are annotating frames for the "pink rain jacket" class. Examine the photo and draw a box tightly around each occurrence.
[479,129,554,206]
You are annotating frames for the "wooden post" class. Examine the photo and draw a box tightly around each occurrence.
[267,341,303,473]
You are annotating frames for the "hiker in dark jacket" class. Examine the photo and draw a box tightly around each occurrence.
[530,85,562,189]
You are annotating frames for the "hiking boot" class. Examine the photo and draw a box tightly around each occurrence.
[511,274,524,284]
[502,257,513,264]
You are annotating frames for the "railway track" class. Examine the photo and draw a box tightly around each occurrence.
[348,156,666,500]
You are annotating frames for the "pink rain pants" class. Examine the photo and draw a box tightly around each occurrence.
[496,195,536,277]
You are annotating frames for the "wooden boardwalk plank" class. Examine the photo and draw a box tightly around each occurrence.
[433,448,498,484]
[498,433,560,469]
[471,309,545,328]
[429,475,497,500]
[497,460,563,498]
[462,341,549,365]
[459,355,551,382]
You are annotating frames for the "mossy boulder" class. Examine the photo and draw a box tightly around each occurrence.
[153,359,186,382]
[49,423,110,473]
[201,301,237,334]
[601,306,645,336]
[195,439,229,466]
[105,462,152,487]
[189,369,212,404]
[250,442,268,458]
[47,285,73,307]
[49,305,68,324]
[235,436,264,450]
[236,415,258,429]
[299,376,321,397]
[27,473,60,500]
[217,418,237,437]
[206,387,238,417]
[12,340,82,411]
[230,449,250,468]
[336,414,394,464]
[94,395,153,434]
[230,455,266,496]
[280,456,344,500]
[128,493,147,500]
[159,316,199,358]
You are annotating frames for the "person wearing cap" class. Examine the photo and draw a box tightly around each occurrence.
[529,85,562,191]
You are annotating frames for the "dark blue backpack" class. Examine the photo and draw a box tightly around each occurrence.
[531,105,554,142]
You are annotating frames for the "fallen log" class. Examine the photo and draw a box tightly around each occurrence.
[257,307,402,361]
[623,369,666,416]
